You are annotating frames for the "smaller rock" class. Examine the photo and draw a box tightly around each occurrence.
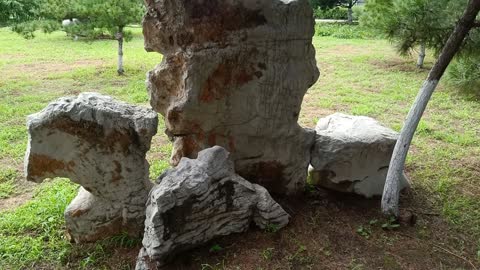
[136,146,289,269]
[25,92,158,242]
[309,113,410,198]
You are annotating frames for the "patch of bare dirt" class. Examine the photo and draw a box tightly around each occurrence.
[3,59,104,79]
[370,58,431,73]
[0,191,33,212]
[1,53,27,60]
[103,189,478,269]
[321,45,367,57]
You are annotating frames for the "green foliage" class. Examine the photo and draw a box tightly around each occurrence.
[363,0,480,56]
[0,0,39,25]
[264,223,280,233]
[0,168,17,199]
[71,0,144,39]
[381,217,400,230]
[0,179,78,268]
[314,7,348,20]
[447,55,480,96]
[5,0,143,39]
[362,0,480,90]
[309,0,337,9]
[356,225,371,238]
[315,23,378,39]
[310,0,359,9]
[261,247,275,260]
[209,244,223,253]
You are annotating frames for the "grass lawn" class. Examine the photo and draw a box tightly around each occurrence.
[0,26,479,269]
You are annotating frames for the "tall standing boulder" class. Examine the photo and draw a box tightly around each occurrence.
[25,92,158,243]
[143,0,320,194]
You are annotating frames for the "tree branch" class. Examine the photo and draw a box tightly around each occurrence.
[473,20,480,27]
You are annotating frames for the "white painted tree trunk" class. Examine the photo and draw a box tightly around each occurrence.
[382,80,438,216]
[381,0,480,217]
[417,43,426,68]
[117,28,124,75]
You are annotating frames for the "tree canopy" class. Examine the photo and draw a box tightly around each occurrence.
[362,0,478,56]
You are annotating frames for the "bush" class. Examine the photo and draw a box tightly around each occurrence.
[314,7,348,20]
[352,5,364,20]
[315,23,378,39]
[447,56,480,96]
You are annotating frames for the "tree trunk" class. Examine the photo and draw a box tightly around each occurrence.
[117,26,124,76]
[381,0,480,217]
[417,43,426,69]
[347,6,353,24]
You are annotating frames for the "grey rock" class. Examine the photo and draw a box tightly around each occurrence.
[25,92,158,242]
[143,0,320,195]
[310,113,410,198]
[136,146,289,269]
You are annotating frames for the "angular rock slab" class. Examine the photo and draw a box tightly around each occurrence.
[25,92,158,242]
[143,0,320,194]
[310,113,410,198]
[136,146,289,269]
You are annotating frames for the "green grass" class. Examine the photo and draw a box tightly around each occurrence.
[0,26,479,268]
[0,179,77,268]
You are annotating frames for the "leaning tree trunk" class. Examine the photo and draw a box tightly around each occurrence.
[417,43,426,69]
[116,26,125,75]
[382,0,480,217]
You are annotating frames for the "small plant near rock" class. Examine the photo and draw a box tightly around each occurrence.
[201,261,226,270]
[265,223,280,233]
[209,244,223,253]
[381,217,401,230]
[0,169,17,199]
[261,247,275,260]
[356,225,372,239]
[287,244,313,266]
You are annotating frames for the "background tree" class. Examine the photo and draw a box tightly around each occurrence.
[70,0,144,75]
[382,0,480,217]
[0,0,40,28]
[312,0,359,23]
[361,0,475,69]
[2,0,143,75]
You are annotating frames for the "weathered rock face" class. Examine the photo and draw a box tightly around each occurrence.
[143,0,319,194]
[136,146,289,269]
[310,113,410,198]
[25,92,158,242]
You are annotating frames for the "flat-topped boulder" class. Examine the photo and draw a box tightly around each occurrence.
[309,113,410,198]
[25,92,158,242]
[143,0,319,194]
[136,146,290,269]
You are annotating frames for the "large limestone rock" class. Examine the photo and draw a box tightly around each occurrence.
[136,146,290,269]
[25,92,158,242]
[310,113,410,198]
[143,0,319,194]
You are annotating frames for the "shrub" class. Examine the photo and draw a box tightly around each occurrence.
[315,23,378,39]
[313,7,348,20]
[447,56,480,96]
[352,5,364,20]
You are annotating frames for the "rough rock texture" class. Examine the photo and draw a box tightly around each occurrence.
[136,146,289,269]
[143,0,319,194]
[310,113,410,198]
[25,92,158,243]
